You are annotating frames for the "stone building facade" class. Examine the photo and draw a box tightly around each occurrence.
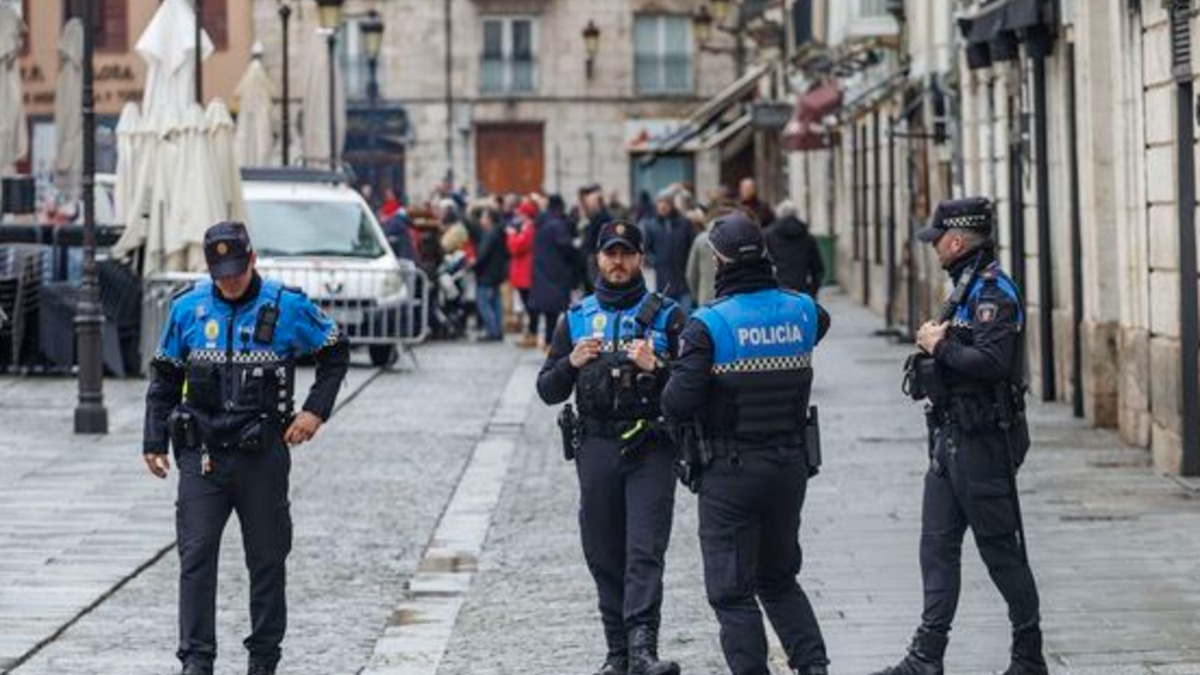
[788,0,1200,476]
[253,0,754,202]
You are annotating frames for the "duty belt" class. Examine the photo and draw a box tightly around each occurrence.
[582,418,629,438]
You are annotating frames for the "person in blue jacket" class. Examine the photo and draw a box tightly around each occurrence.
[662,211,831,675]
[141,222,350,675]
[537,220,685,675]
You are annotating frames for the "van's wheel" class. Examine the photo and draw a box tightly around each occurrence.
[369,344,399,368]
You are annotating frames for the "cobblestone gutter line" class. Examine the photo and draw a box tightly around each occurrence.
[0,368,384,675]
[359,356,539,675]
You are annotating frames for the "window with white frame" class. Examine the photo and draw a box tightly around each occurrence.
[634,15,692,96]
[481,17,537,95]
[337,18,380,101]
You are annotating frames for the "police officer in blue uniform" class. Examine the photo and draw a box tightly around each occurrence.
[537,220,686,675]
[662,212,831,675]
[871,198,1046,675]
[142,222,350,675]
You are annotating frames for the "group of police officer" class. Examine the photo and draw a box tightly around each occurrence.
[535,196,1048,675]
[145,196,1048,675]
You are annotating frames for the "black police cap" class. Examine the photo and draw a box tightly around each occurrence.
[596,220,644,254]
[203,221,254,279]
[708,211,766,263]
[917,197,994,243]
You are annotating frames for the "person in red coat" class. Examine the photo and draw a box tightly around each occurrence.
[507,198,539,347]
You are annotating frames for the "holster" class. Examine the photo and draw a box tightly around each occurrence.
[557,404,582,462]
[168,409,202,452]
[671,419,710,494]
[803,406,822,478]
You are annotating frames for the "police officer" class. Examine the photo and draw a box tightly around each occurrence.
[661,212,830,675]
[870,197,1046,675]
[537,220,685,675]
[142,222,350,675]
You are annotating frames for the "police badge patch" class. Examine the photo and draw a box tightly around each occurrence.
[976,302,999,323]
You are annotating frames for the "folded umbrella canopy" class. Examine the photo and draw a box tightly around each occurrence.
[300,29,345,169]
[54,19,84,201]
[235,55,275,167]
[0,2,28,176]
[112,0,214,274]
[205,99,246,223]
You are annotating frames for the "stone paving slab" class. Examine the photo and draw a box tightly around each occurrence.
[0,358,379,673]
[433,290,1200,675]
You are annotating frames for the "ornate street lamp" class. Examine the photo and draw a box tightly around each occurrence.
[711,0,732,24]
[277,0,293,166]
[583,20,601,79]
[316,0,345,169]
[693,6,714,44]
[361,10,384,191]
[75,0,107,434]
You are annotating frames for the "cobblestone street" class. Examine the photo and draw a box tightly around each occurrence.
[2,293,1200,675]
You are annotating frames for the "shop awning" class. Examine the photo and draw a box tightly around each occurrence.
[644,62,774,159]
[783,82,842,153]
[703,113,753,152]
[958,0,1055,69]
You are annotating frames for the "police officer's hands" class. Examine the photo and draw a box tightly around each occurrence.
[569,338,602,369]
[143,452,171,479]
[284,411,324,446]
[917,320,949,355]
[626,339,658,372]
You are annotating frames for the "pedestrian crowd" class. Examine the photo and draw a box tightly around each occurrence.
[361,177,824,345]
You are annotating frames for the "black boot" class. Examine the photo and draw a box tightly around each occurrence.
[180,661,213,675]
[246,662,276,675]
[627,625,680,675]
[593,655,628,675]
[795,665,828,675]
[867,631,946,675]
[1002,628,1049,675]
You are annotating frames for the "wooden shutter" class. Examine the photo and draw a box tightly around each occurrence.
[203,0,229,51]
[95,0,128,53]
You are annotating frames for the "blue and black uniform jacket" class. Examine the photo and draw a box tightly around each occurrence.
[143,274,350,454]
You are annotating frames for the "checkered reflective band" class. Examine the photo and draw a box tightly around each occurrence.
[712,353,813,375]
[187,349,284,365]
[941,214,989,229]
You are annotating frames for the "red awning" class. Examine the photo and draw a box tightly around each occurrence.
[783,82,842,152]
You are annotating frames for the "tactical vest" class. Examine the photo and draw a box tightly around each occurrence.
[693,289,818,440]
[943,262,1025,392]
[566,292,675,421]
[160,277,337,449]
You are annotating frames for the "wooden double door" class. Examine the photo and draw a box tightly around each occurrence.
[476,123,545,196]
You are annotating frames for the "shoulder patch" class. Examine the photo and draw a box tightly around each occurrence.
[976,302,1000,323]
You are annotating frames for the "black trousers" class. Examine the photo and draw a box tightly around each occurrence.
[575,433,676,658]
[920,425,1041,638]
[175,444,293,668]
[698,450,827,675]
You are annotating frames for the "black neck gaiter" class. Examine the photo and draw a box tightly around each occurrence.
[715,258,778,299]
[595,275,648,310]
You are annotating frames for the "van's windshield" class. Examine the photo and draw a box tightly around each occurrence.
[246,199,386,259]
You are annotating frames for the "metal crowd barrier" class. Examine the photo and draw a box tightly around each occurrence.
[141,261,430,372]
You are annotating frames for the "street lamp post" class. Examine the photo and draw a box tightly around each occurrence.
[583,20,601,79]
[316,0,345,170]
[362,10,385,192]
[195,0,204,103]
[75,0,107,434]
[278,0,292,166]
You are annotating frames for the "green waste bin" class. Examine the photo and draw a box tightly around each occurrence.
[815,234,837,287]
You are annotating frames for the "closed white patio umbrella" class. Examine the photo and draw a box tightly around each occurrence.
[235,53,275,167]
[300,29,345,169]
[0,2,28,176]
[53,19,84,201]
